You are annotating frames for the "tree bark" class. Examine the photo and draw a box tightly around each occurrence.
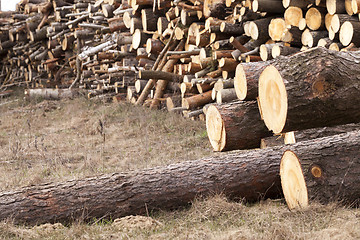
[280,130,360,209]
[234,61,270,101]
[258,47,360,134]
[206,101,272,151]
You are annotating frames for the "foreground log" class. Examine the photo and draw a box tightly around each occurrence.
[2,130,360,225]
[280,130,360,209]
[206,101,272,151]
[258,47,360,134]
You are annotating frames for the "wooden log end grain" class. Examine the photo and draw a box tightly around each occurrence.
[280,150,309,210]
[268,18,287,41]
[206,101,271,151]
[305,7,325,31]
[234,63,248,100]
[284,7,303,27]
[258,65,288,134]
[339,21,360,46]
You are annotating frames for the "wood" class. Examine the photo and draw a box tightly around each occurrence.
[339,20,360,46]
[301,29,328,47]
[330,14,356,34]
[258,47,360,134]
[326,0,346,14]
[305,7,326,30]
[9,130,340,225]
[268,18,287,41]
[24,88,81,100]
[216,88,237,103]
[182,90,213,110]
[138,70,184,82]
[206,101,272,151]
[284,7,303,27]
[234,61,270,101]
[252,0,285,13]
[280,130,360,209]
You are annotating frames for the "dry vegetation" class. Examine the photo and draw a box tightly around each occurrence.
[0,92,360,239]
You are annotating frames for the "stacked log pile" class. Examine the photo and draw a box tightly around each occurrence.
[0,0,360,217]
[0,0,357,104]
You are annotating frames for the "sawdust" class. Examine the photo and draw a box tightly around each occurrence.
[112,215,162,231]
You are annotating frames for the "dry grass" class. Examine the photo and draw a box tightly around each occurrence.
[0,93,360,239]
[0,93,211,191]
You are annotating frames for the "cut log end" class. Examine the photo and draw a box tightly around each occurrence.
[339,21,353,46]
[258,65,288,134]
[280,150,309,210]
[234,64,247,100]
[305,7,323,31]
[206,105,226,151]
[268,18,287,41]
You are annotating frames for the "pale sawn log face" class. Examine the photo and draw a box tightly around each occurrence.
[259,47,360,134]
[289,130,360,206]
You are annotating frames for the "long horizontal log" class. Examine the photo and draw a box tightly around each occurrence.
[1,130,359,225]
[138,70,184,82]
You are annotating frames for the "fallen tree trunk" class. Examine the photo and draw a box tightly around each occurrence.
[280,130,360,209]
[2,130,360,225]
[258,47,360,134]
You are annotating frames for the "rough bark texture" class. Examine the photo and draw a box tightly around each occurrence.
[206,101,272,151]
[263,47,360,133]
[2,130,359,225]
[234,61,270,100]
[0,141,285,225]
[293,130,360,205]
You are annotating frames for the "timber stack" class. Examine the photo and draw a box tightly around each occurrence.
[0,0,358,150]
[0,0,359,221]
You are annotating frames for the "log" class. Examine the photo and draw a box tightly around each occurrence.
[24,88,81,100]
[301,29,328,47]
[138,70,184,82]
[5,130,323,225]
[216,88,237,103]
[252,0,285,13]
[339,20,360,46]
[268,18,287,41]
[284,6,303,27]
[280,130,360,209]
[182,90,213,110]
[326,0,346,14]
[206,101,272,151]
[258,47,360,134]
[305,7,326,30]
[234,61,270,100]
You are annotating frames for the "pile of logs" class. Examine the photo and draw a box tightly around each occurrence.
[0,0,357,105]
[0,0,360,221]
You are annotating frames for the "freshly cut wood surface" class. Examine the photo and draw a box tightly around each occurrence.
[258,47,360,134]
[284,7,303,27]
[268,18,287,41]
[234,61,270,100]
[339,20,360,46]
[280,130,360,208]
[305,7,326,30]
[206,101,271,151]
[280,151,308,210]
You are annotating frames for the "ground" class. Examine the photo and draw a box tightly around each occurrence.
[0,91,359,239]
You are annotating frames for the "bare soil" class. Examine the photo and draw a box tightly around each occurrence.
[0,92,359,240]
